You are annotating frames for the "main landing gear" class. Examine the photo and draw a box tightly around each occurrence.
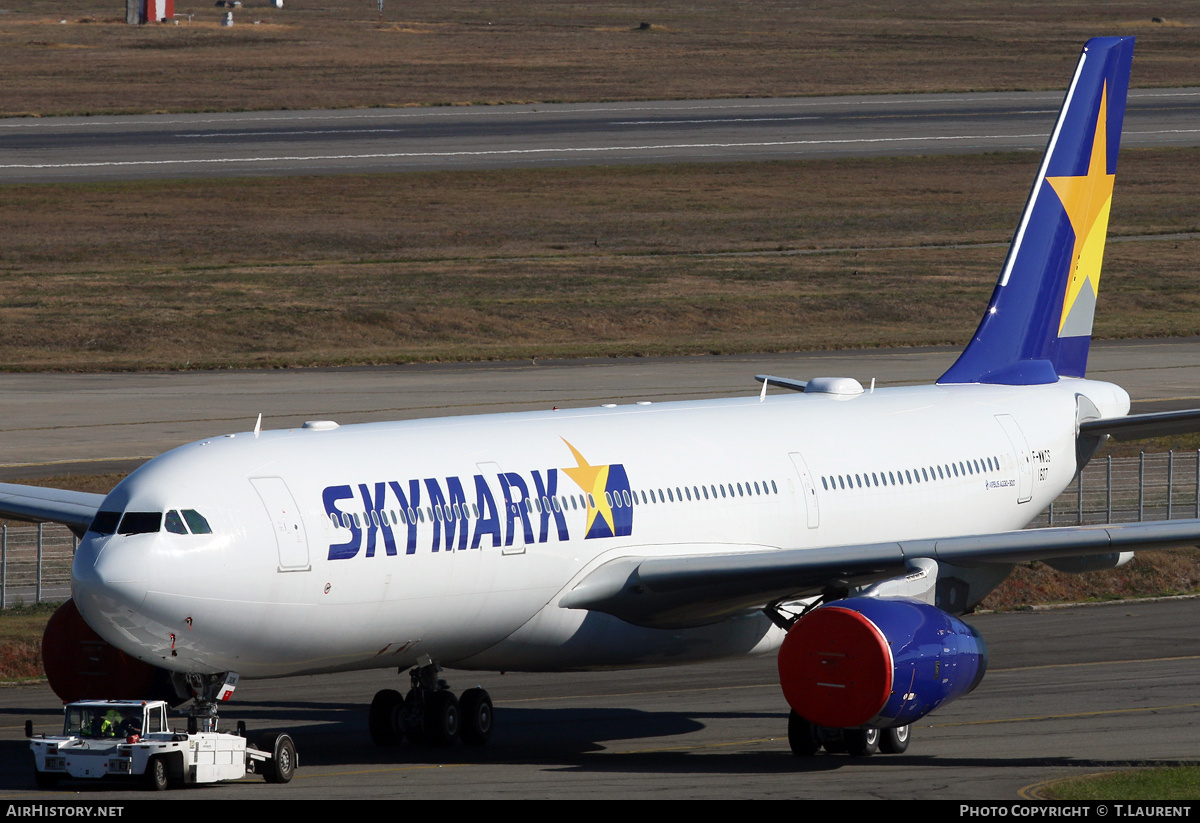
[787,711,910,758]
[369,657,493,747]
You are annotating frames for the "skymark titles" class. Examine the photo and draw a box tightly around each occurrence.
[322,442,633,560]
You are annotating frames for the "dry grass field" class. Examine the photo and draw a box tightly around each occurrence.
[0,148,1196,370]
[0,1,1196,117]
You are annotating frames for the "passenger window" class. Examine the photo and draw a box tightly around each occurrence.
[165,510,188,535]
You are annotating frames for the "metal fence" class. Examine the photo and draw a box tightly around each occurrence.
[1030,450,1200,528]
[2,450,1200,608]
[0,523,77,609]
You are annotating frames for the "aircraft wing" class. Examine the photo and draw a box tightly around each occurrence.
[560,519,1200,628]
[1081,409,1200,441]
[0,482,103,537]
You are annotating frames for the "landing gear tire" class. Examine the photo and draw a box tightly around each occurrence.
[787,711,821,756]
[259,732,297,783]
[844,727,880,757]
[369,689,404,746]
[401,689,426,744]
[423,690,461,746]
[820,727,845,753]
[880,725,910,754]
[145,755,169,791]
[459,687,493,745]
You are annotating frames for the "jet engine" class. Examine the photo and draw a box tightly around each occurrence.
[778,597,987,728]
[41,599,176,703]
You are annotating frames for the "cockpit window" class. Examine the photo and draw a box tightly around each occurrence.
[164,510,188,535]
[118,512,162,535]
[182,509,212,535]
[88,511,121,536]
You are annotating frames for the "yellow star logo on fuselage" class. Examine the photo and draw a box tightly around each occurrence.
[560,438,615,536]
[1047,82,1116,335]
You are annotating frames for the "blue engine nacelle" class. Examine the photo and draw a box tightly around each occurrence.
[778,597,987,728]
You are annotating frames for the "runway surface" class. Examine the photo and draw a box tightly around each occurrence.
[0,338,1196,481]
[2,88,1198,183]
[3,598,1199,799]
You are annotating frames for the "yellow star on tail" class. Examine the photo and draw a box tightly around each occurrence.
[1047,83,1116,335]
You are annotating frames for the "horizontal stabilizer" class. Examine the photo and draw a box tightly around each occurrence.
[1080,408,1200,441]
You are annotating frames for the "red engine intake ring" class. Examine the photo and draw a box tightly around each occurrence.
[778,606,894,728]
[42,599,163,703]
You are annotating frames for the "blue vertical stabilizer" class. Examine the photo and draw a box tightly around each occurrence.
[938,37,1134,386]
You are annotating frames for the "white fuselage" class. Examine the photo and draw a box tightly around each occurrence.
[70,376,1129,678]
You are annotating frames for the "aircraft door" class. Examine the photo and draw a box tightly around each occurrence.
[994,414,1034,504]
[788,451,820,529]
[478,461,528,555]
[250,476,311,571]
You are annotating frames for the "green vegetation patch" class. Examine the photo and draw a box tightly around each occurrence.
[1047,766,1200,800]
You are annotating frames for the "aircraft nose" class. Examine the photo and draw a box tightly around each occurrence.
[72,534,151,618]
